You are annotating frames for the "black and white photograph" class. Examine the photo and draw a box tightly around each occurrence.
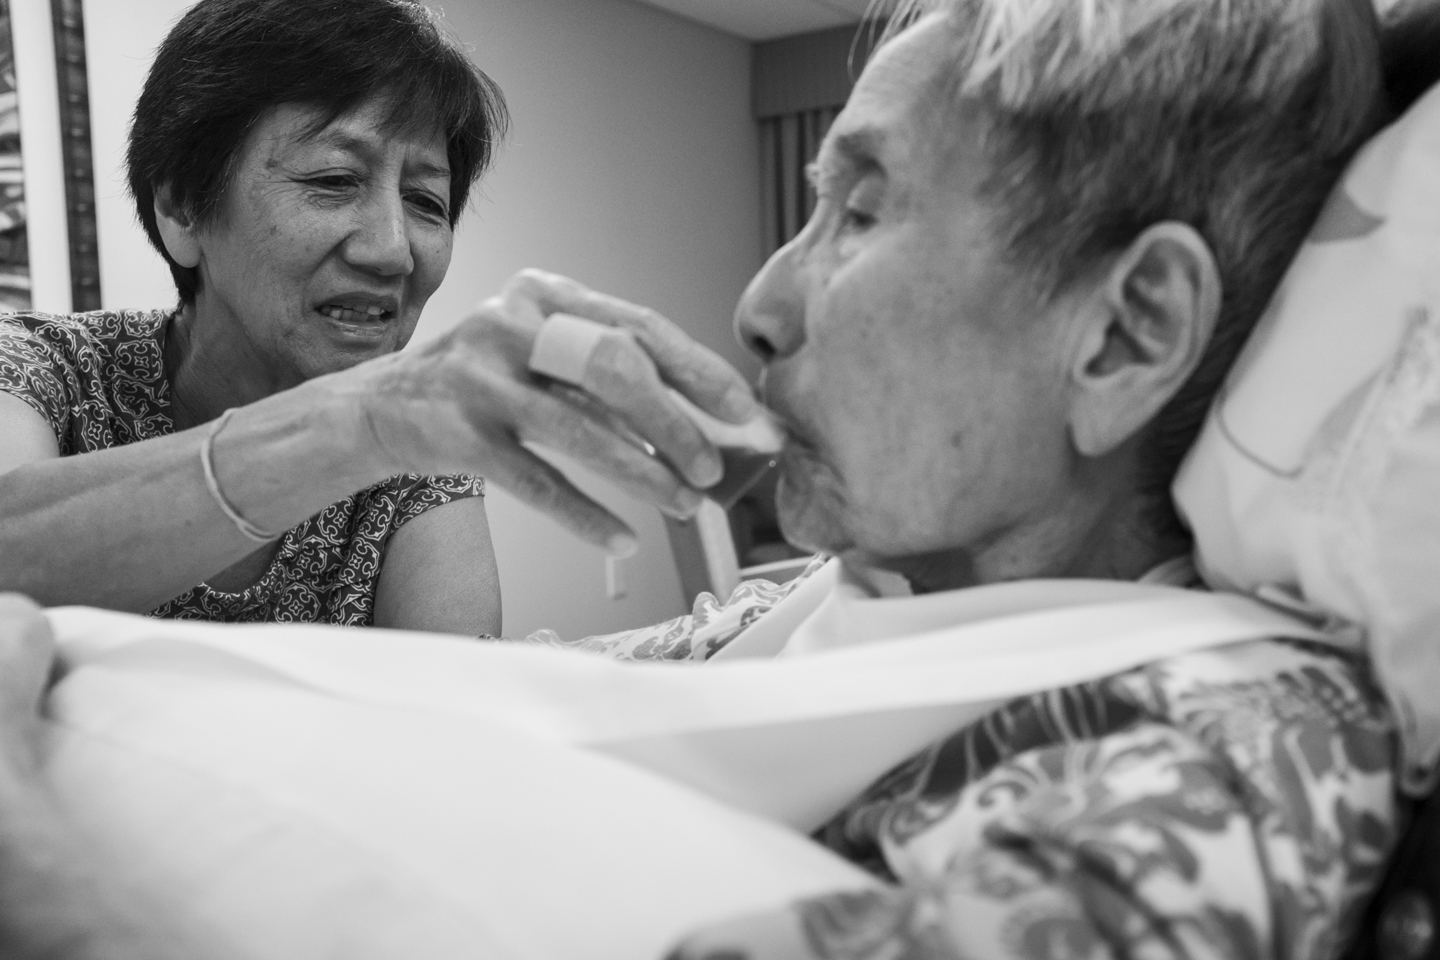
[0,0,1436,957]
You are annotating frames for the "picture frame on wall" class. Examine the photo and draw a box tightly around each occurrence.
[0,1,31,309]
[50,0,100,311]
[0,0,99,314]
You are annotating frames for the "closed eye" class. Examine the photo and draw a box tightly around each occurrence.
[306,174,360,190]
[842,207,876,231]
[407,190,450,221]
[837,174,883,234]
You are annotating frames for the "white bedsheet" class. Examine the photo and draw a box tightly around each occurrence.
[36,591,1317,959]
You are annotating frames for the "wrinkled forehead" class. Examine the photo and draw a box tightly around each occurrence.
[297,93,448,156]
[253,96,450,173]
[818,15,984,185]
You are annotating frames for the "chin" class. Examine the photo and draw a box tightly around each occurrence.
[774,471,852,556]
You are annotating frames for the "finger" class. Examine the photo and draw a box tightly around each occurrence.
[482,443,639,557]
[524,316,721,488]
[507,385,705,518]
[501,271,760,424]
[576,292,760,424]
[0,594,53,653]
[0,593,56,716]
[581,331,723,488]
[0,593,42,619]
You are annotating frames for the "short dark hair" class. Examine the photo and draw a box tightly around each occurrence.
[1382,0,1440,115]
[127,0,509,304]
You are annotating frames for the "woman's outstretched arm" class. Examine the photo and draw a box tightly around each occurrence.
[0,382,395,612]
[0,271,756,613]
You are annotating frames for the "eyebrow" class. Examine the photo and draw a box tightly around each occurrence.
[808,126,886,192]
[311,129,451,182]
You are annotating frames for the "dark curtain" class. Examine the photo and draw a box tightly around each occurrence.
[759,106,841,254]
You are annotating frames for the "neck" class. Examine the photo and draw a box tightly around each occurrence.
[164,301,291,431]
[857,456,1189,595]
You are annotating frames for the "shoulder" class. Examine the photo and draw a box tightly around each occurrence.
[0,310,173,452]
[0,309,169,358]
[0,312,92,380]
[0,312,107,440]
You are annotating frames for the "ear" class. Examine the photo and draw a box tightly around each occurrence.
[1066,222,1221,457]
[153,186,202,269]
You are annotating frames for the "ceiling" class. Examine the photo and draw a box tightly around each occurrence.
[631,0,871,41]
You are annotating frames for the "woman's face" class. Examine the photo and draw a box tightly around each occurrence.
[181,98,454,385]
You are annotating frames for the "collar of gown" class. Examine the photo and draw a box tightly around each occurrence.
[712,554,1200,661]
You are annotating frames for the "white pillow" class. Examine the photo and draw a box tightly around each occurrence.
[1175,82,1440,794]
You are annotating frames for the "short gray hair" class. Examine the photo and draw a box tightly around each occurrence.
[880,0,1387,541]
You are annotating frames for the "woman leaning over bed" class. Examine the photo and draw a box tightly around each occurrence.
[0,0,743,633]
[0,0,511,632]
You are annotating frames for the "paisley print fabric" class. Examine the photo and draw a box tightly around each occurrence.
[0,309,174,452]
[666,637,1398,960]
[0,309,484,626]
[523,554,829,659]
[533,567,1399,960]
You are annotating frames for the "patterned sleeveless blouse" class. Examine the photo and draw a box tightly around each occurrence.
[0,309,485,625]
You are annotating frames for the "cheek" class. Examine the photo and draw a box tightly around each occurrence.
[242,220,330,283]
[414,230,454,298]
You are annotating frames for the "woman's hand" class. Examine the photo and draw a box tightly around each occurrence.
[0,271,758,610]
[0,595,54,773]
[344,270,762,554]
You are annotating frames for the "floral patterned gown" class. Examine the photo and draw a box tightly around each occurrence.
[530,562,1401,960]
[0,309,485,625]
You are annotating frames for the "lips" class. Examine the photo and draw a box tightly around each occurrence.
[320,304,389,323]
[315,293,400,324]
[756,389,808,452]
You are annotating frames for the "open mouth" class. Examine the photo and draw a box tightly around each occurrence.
[317,304,394,324]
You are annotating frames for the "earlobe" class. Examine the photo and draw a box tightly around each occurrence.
[1068,222,1221,458]
[153,187,202,269]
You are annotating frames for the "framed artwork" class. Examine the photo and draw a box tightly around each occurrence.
[50,0,100,311]
[0,0,28,309]
[0,0,99,313]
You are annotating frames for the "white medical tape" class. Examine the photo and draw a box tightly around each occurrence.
[529,311,785,454]
[528,312,611,388]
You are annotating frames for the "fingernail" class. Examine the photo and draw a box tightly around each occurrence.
[691,449,723,488]
[607,532,639,558]
[721,384,760,421]
[670,487,705,520]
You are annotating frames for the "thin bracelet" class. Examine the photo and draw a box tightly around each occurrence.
[200,408,281,543]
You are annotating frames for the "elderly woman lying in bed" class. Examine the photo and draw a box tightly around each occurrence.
[3,0,1437,956]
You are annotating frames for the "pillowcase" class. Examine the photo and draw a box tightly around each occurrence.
[1175,81,1440,795]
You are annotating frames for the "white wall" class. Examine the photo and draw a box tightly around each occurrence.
[11,0,71,313]
[83,0,763,638]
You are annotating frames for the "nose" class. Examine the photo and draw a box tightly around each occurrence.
[343,189,414,278]
[735,240,807,363]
